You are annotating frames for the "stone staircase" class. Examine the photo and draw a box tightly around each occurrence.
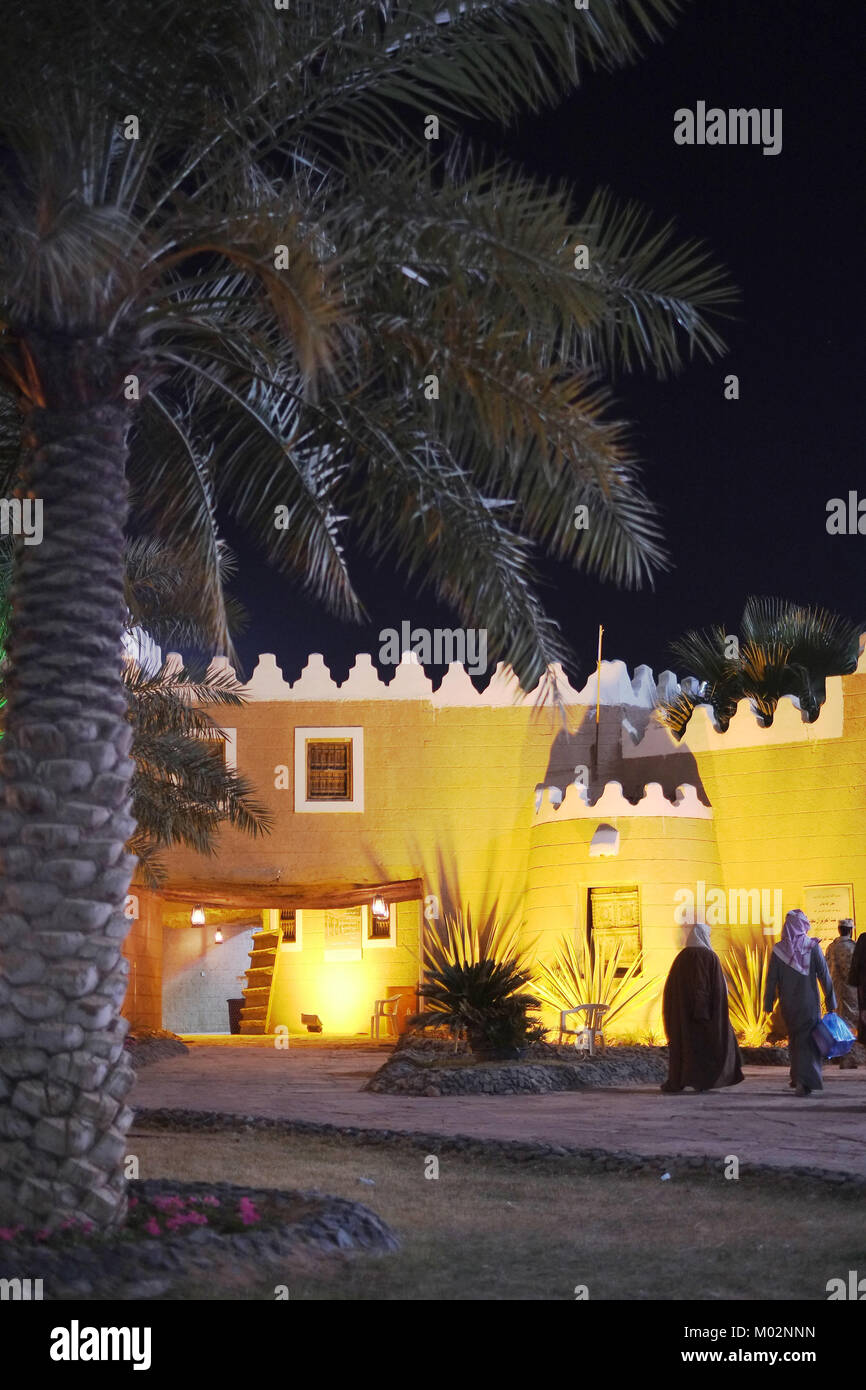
[239,927,279,1034]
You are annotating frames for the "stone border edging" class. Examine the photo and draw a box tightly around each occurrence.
[133,1106,866,1191]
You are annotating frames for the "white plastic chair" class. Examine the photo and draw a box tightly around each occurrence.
[371,994,410,1039]
[558,1003,609,1055]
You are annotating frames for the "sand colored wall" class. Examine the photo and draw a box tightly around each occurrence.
[158,692,563,926]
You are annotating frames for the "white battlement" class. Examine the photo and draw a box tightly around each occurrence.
[533,780,713,823]
[155,647,858,746]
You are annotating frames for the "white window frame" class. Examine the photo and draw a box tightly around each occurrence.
[363,902,397,949]
[294,727,364,813]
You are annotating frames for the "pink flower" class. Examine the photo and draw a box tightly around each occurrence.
[201,1196,220,1207]
[0,1226,23,1241]
[238,1197,261,1227]
[152,1195,186,1212]
[128,1198,138,1210]
[34,1228,51,1242]
[144,1217,161,1237]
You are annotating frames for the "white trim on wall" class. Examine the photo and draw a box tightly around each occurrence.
[294,726,364,813]
[223,727,237,771]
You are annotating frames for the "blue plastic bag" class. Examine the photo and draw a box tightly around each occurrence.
[812,1012,856,1059]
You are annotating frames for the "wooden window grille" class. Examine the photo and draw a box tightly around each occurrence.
[202,737,226,766]
[306,739,352,800]
[279,908,296,943]
[588,886,641,974]
[370,911,392,940]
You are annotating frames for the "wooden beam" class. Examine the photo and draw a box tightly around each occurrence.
[151,877,424,911]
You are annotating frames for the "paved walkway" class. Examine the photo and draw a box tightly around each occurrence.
[131,1041,866,1177]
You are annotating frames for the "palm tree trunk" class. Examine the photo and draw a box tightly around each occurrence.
[0,394,136,1232]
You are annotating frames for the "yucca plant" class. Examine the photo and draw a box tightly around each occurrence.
[723,945,772,1047]
[413,912,544,1058]
[660,597,862,737]
[534,928,659,1031]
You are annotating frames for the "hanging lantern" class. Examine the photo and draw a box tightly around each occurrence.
[213,928,224,945]
[371,894,389,921]
[190,904,206,926]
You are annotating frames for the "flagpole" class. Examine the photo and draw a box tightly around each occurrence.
[595,624,604,725]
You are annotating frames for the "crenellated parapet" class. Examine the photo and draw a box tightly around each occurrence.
[533,780,713,823]
[151,643,862,744]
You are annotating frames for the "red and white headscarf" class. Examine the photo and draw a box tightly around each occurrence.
[773,908,817,976]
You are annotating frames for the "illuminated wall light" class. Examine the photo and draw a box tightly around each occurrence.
[371,894,389,920]
[190,904,206,926]
[213,928,224,945]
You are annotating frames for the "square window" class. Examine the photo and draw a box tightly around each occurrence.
[279,908,297,944]
[294,727,364,813]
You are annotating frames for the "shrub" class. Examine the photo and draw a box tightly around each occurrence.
[533,929,659,1031]
[412,912,543,1058]
[723,945,772,1046]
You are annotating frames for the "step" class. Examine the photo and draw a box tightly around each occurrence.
[240,1005,267,1020]
[248,948,277,963]
[251,932,279,947]
[240,1020,266,1035]
[242,985,270,999]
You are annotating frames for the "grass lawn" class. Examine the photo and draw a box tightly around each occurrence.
[126,1127,865,1300]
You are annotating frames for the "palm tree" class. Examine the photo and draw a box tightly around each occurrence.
[0,1,733,1230]
[660,598,862,737]
[2,537,272,889]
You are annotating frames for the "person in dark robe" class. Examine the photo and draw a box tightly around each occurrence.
[850,929,866,1046]
[763,908,836,1096]
[661,923,744,1093]
[826,920,859,1068]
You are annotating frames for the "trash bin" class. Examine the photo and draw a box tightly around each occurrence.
[227,998,244,1035]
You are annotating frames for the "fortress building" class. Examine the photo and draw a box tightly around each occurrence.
[123,643,866,1037]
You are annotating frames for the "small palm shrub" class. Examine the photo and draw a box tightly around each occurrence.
[534,929,659,1031]
[660,597,861,737]
[723,945,772,1046]
[413,913,544,1058]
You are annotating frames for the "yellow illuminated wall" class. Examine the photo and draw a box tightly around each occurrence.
[267,903,421,1035]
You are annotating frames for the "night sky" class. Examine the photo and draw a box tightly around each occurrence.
[224,0,862,689]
